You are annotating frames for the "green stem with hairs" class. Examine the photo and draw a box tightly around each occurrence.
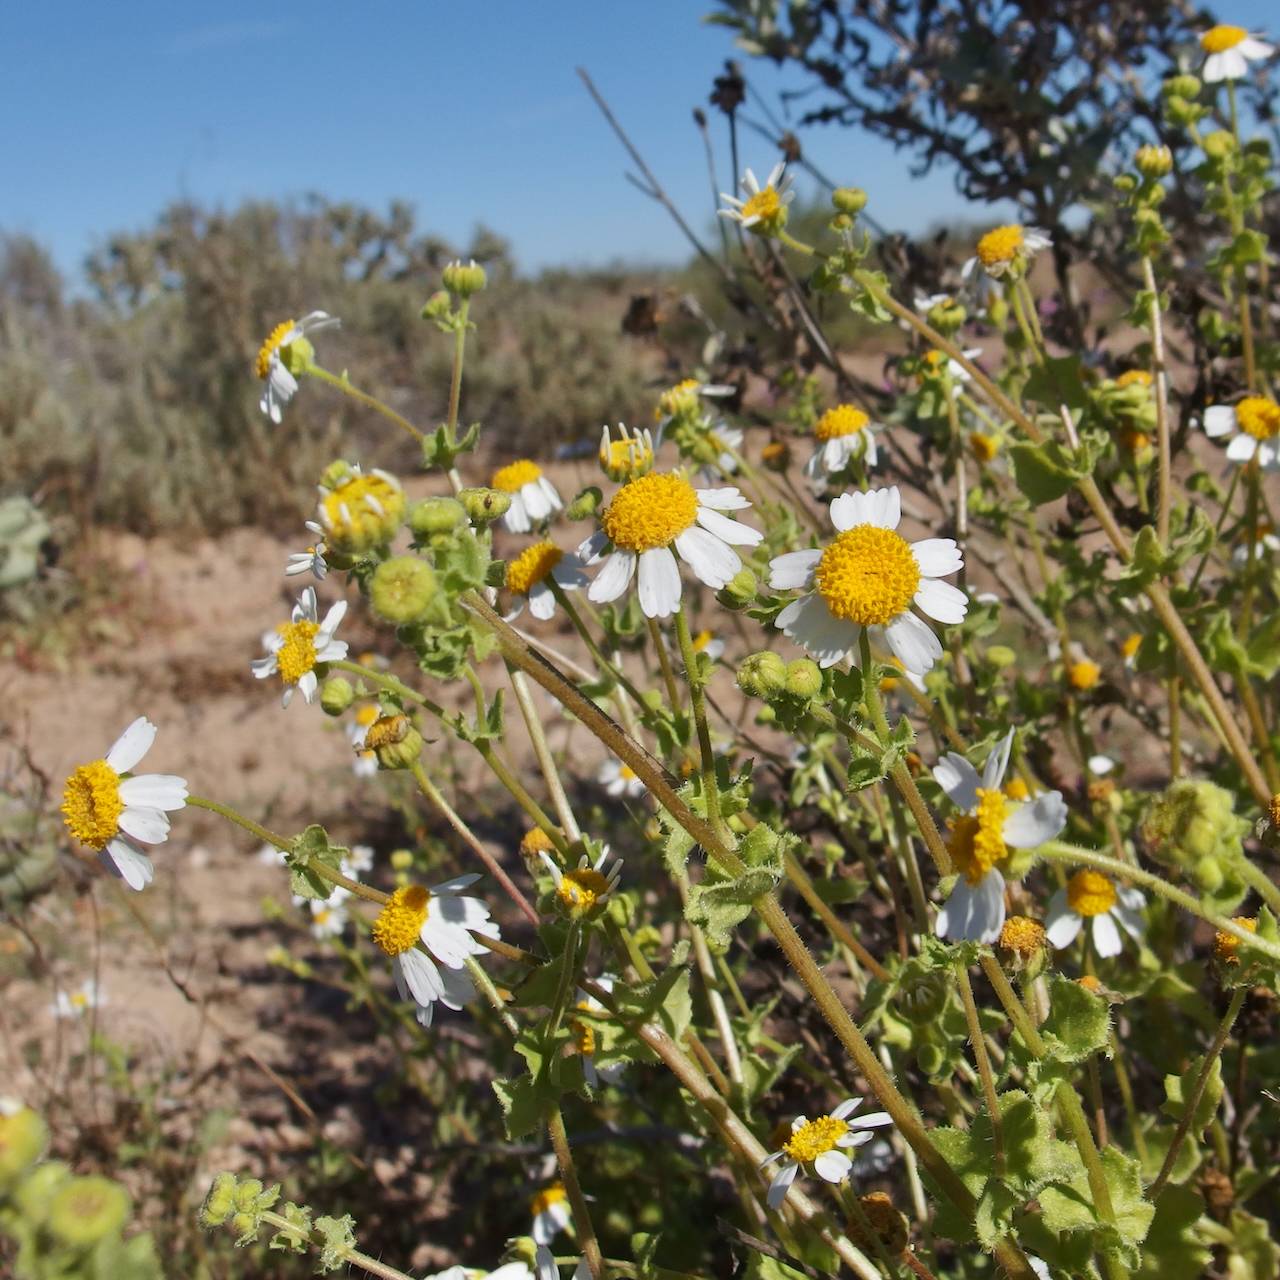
[256,1210,416,1280]
[306,365,423,443]
[546,1102,605,1280]
[186,795,288,851]
[674,605,727,840]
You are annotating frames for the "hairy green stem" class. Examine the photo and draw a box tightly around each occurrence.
[547,1103,605,1280]
[306,365,423,443]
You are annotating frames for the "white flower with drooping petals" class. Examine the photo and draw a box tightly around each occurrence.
[769,486,966,674]
[761,1097,893,1209]
[504,541,589,622]
[285,521,329,580]
[539,848,623,917]
[492,460,563,534]
[1200,25,1273,83]
[1045,871,1146,958]
[252,586,348,708]
[579,472,762,620]
[530,1182,573,1245]
[60,717,188,892]
[934,731,1069,944]
[597,757,646,799]
[255,311,340,423]
[572,976,624,1088]
[1203,396,1280,471]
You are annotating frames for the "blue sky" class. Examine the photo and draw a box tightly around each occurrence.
[2,2,1273,279]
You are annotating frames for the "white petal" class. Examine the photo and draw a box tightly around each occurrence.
[769,549,822,590]
[430,873,483,895]
[576,531,609,564]
[105,717,157,773]
[674,526,740,589]
[588,549,637,604]
[766,1161,799,1210]
[830,1098,860,1120]
[320,599,347,634]
[551,554,589,589]
[118,806,171,845]
[297,670,319,703]
[503,493,533,534]
[102,838,154,891]
[776,594,859,668]
[871,486,902,530]
[1227,433,1258,463]
[398,948,445,1006]
[1002,791,1068,848]
[1045,896,1082,949]
[637,548,683,618]
[695,505,762,546]
[1092,913,1122,958]
[848,1111,893,1130]
[1117,884,1147,912]
[117,774,187,811]
[915,577,968,624]
[813,1150,852,1183]
[912,538,963,577]
[936,870,1005,943]
[1113,906,1147,941]
[981,730,1015,790]
[829,491,873,531]
[935,753,981,809]
[528,581,557,620]
[884,611,942,675]
[1203,405,1236,438]
[694,486,750,510]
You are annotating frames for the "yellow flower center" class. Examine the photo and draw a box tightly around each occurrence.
[1115,369,1152,389]
[1213,916,1257,966]
[558,867,612,913]
[762,440,790,466]
[600,472,699,552]
[601,436,654,478]
[969,432,999,462]
[1068,660,1101,691]
[1066,869,1117,917]
[530,1184,568,1217]
[275,618,320,685]
[1235,396,1280,441]
[492,459,544,492]
[506,541,564,595]
[1122,633,1142,660]
[813,526,920,626]
[655,379,702,422]
[255,319,295,380]
[321,473,405,545]
[998,915,1045,957]
[520,826,557,857]
[976,225,1025,267]
[692,629,714,652]
[742,186,782,224]
[1077,974,1103,994]
[815,405,869,441]
[61,760,124,850]
[1003,777,1030,802]
[355,705,379,728]
[620,764,637,780]
[71,991,90,1009]
[1202,24,1247,53]
[947,787,1008,885]
[371,885,430,957]
[783,1115,848,1163]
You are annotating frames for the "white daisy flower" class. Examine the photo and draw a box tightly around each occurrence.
[803,404,880,484]
[60,717,188,892]
[491,460,563,534]
[919,347,983,384]
[1232,521,1280,563]
[251,585,348,708]
[599,422,656,482]
[504,541,589,622]
[934,731,1069,944]
[53,980,105,1020]
[1203,396,1280,470]
[572,976,623,1088]
[315,464,406,554]
[304,897,348,940]
[1088,755,1116,777]
[255,311,340,424]
[425,1265,536,1280]
[539,848,623,917]
[347,706,381,777]
[700,423,744,479]
[530,1182,573,1245]
[285,521,328,580]
[1045,871,1146,958]
[719,163,795,233]
[580,472,763,620]
[1201,25,1273,83]
[769,486,966,674]
[761,1097,893,1209]
[371,876,500,1027]
[343,844,375,877]
[914,292,954,314]
[962,225,1052,280]
[597,757,646,799]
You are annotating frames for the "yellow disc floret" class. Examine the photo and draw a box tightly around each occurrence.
[783,1115,848,1163]
[1202,24,1247,53]
[1068,660,1101,690]
[321,471,405,551]
[520,826,557,857]
[1122,633,1142,661]
[255,320,295,380]
[61,761,124,850]
[1003,777,1030,801]
[1116,369,1153,389]
[742,185,782,224]
[815,405,869,441]
[1234,396,1280,441]
[814,526,920,626]
[976,225,1025,267]
[275,618,320,685]
[999,915,1046,958]
[530,1184,568,1217]
[947,787,1009,885]
[492,459,544,492]
[506,541,564,596]
[969,432,999,463]
[1066,869,1117,917]
[601,472,699,551]
[558,867,612,913]
[371,885,430,957]
[1214,916,1257,966]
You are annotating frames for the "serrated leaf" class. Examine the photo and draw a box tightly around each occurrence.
[1040,975,1111,1063]
[492,1074,546,1140]
[1136,1185,1211,1279]
[286,825,346,901]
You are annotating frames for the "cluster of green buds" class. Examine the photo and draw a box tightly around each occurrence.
[1116,142,1173,254]
[1094,369,1159,454]
[1140,779,1250,896]
[736,651,824,704]
[1161,74,1206,131]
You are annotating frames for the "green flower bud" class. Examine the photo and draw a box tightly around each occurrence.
[1141,779,1249,874]
[927,296,967,336]
[233,1178,268,1211]
[365,713,424,770]
[1164,96,1203,128]
[785,658,823,699]
[370,556,437,625]
[320,677,355,716]
[49,1175,130,1247]
[443,258,487,297]
[421,291,453,322]
[200,1173,239,1228]
[737,651,788,698]
[755,704,778,725]
[829,212,855,233]
[566,486,604,520]
[986,292,1009,327]
[231,1211,260,1245]
[717,565,758,609]
[409,496,467,537]
[459,486,512,526]
[1163,74,1202,100]
[15,1160,70,1223]
[389,848,415,871]
[1135,144,1173,179]
[0,1108,48,1187]
[1202,130,1236,160]
[1192,854,1225,894]
[1114,174,1138,194]
[897,970,949,1025]
[985,645,1017,669]
[915,1041,946,1077]
[832,187,868,215]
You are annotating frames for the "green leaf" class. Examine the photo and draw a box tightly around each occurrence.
[285,825,346,902]
[1161,1053,1223,1135]
[1025,355,1088,411]
[1008,440,1078,504]
[1040,975,1112,1064]
[1039,1146,1154,1269]
[492,1074,545,1140]
[1136,1185,1211,1279]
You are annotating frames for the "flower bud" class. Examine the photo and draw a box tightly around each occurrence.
[849,1191,908,1258]
[421,291,453,322]
[0,1108,48,1187]
[371,556,437,624]
[201,1173,239,1227]
[1202,130,1236,160]
[442,258,487,298]
[897,970,949,1024]
[717,565,758,609]
[997,916,1047,977]
[927,296,967,337]
[318,466,406,554]
[320,677,355,716]
[566,486,604,520]
[737,651,788,698]
[986,292,1009,327]
[785,658,823,699]
[1163,74,1202,100]
[365,713,424,770]
[832,187,868,215]
[829,212,854,233]
[459,486,512,526]
[409,496,467,537]
[985,644,1016,668]
[389,848,414,871]
[49,1175,130,1247]
[1135,144,1173,179]
[1141,779,1249,874]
